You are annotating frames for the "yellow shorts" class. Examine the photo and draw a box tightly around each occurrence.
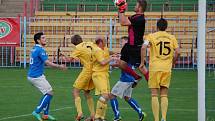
[73,68,94,91]
[148,71,171,88]
[92,71,110,95]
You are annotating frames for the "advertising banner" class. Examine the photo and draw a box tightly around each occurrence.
[0,18,20,46]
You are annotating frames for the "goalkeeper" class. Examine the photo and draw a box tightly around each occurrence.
[109,36,146,121]
[114,0,149,83]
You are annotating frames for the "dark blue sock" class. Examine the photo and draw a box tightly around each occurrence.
[127,98,142,114]
[110,98,120,118]
[44,102,50,115]
[35,94,53,114]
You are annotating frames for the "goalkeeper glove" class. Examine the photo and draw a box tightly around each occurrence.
[114,0,127,13]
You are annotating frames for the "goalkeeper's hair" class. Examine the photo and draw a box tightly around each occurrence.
[34,32,44,44]
[137,0,147,12]
[157,18,168,31]
[71,34,83,45]
[120,36,128,41]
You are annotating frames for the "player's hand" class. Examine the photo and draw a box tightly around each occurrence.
[139,64,149,81]
[114,0,127,13]
[118,3,127,13]
[115,0,126,6]
[58,64,67,70]
[139,65,147,74]
[110,58,120,67]
[139,63,145,69]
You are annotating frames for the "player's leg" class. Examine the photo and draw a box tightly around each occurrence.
[34,92,53,113]
[118,60,142,80]
[28,75,54,121]
[84,90,95,120]
[125,96,147,121]
[160,87,168,121]
[110,81,136,121]
[134,45,148,81]
[151,88,159,121]
[95,93,109,120]
[109,93,121,121]
[73,69,92,120]
[119,43,142,80]
[33,92,53,121]
[148,71,161,121]
[160,72,171,121]
[110,81,127,120]
[73,88,84,120]
[93,72,110,120]
[42,92,56,121]
[123,85,146,121]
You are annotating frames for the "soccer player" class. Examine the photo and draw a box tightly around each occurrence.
[28,32,67,121]
[92,36,114,121]
[109,63,146,121]
[139,18,180,121]
[110,36,146,121]
[115,0,149,82]
[69,35,95,121]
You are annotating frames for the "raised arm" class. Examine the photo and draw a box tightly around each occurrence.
[115,0,131,26]
[119,12,131,26]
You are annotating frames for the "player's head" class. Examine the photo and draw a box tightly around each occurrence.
[34,32,46,46]
[95,36,105,49]
[120,36,128,46]
[134,0,147,13]
[71,34,83,45]
[157,18,168,31]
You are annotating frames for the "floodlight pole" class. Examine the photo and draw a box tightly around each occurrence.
[198,0,206,121]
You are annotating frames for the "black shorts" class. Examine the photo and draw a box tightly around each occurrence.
[120,43,141,67]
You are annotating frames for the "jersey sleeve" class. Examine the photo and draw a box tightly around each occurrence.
[94,49,105,62]
[70,47,80,59]
[39,49,48,62]
[172,36,179,49]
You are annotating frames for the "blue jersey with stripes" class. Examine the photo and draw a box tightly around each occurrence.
[28,44,48,78]
[119,64,135,82]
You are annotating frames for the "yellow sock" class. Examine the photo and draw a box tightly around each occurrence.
[152,96,159,121]
[87,97,95,116]
[95,100,106,119]
[75,97,82,115]
[100,103,107,119]
[161,95,168,121]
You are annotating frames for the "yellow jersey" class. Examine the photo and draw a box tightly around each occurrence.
[92,46,110,72]
[145,31,179,72]
[70,42,95,69]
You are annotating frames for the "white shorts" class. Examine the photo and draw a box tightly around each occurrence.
[28,75,53,95]
[111,81,133,99]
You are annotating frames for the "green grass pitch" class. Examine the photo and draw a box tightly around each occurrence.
[0,68,214,121]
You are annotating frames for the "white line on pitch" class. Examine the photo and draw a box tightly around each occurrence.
[0,106,73,121]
